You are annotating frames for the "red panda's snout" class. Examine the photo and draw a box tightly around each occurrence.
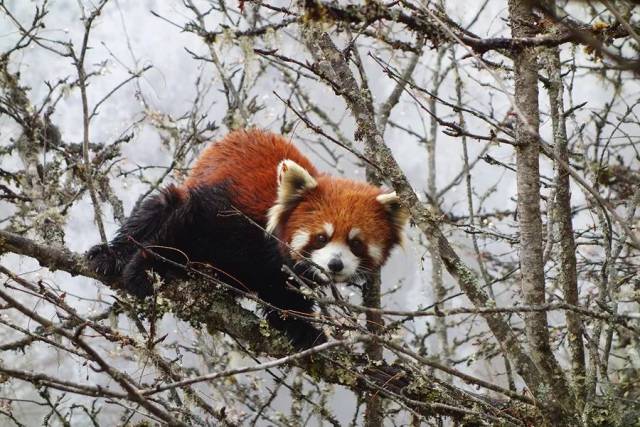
[288,223,377,282]
[266,159,409,283]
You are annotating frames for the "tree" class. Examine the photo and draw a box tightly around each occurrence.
[0,0,639,425]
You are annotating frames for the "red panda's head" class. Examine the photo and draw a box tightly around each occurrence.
[266,160,409,283]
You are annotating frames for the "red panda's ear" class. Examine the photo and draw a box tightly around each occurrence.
[266,160,317,234]
[376,192,410,244]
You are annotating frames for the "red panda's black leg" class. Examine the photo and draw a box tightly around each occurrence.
[265,311,326,349]
[119,250,158,298]
[86,184,188,293]
[119,241,190,298]
[257,279,327,349]
[87,182,328,348]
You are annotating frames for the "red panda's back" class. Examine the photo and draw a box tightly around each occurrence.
[184,129,319,225]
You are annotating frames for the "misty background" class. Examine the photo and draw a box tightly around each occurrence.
[0,0,638,425]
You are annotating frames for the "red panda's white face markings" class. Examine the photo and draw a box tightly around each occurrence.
[311,240,360,282]
[368,243,384,264]
[302,224,389,282]
[290,230,311,253]
[300,221,361,281]
[323,223,334,238]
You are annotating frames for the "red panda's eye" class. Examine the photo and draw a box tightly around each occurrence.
[313,233,328,248]
[349,239,366,257]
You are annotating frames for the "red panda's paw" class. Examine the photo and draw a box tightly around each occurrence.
[86,244,126,279]
[290,259,331,287]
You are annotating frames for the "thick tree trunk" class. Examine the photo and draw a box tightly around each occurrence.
[507,0,577,423]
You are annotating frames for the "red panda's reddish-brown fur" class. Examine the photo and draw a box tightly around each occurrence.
[185,129,319,224]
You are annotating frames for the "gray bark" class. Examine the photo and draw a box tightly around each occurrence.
[507,0,577,423]
[543,45,586,408]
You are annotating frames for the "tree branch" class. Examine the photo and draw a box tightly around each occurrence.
[0,228,541,424]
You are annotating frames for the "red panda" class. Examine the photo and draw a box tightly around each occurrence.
[88,129,408,348]
[186,129,408,281]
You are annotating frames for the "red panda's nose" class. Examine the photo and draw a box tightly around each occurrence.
[328,258,344,273]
